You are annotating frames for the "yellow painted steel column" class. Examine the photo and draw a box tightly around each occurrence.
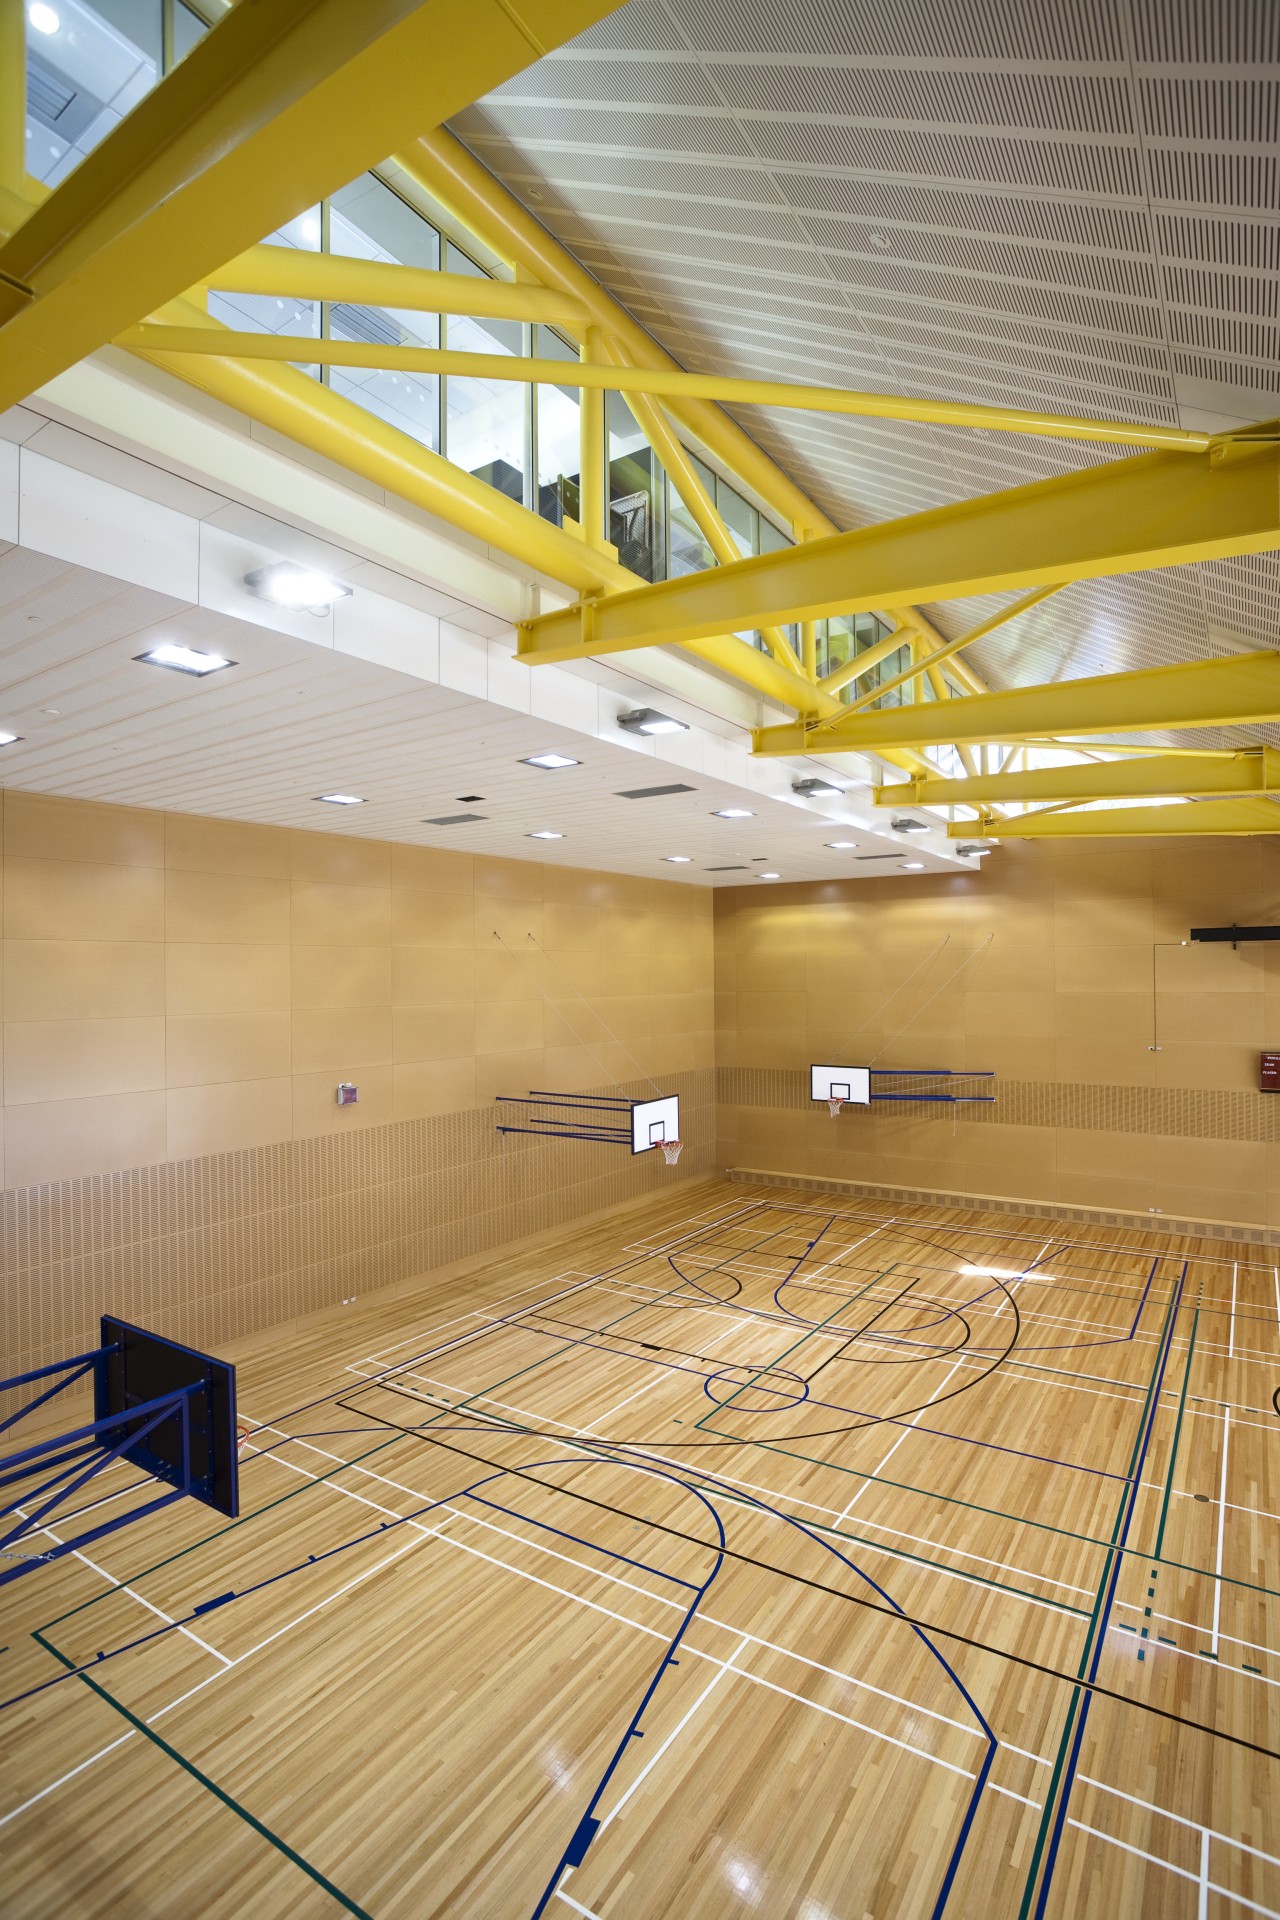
[801,621,818,680]
[580,323,607,550]
[0,0,23,204]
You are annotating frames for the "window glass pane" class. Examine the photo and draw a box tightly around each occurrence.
[26,0,160,185]
[534,325,580,528]
[716,478,758,557]
[758,516,791,554]
[442,245,528,502]
[328,174,441,452]
[171,0,207,63]
[207,202,320,378]
[607,392,662,581]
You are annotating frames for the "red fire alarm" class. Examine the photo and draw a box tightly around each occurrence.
[1261,1054,1280,1092]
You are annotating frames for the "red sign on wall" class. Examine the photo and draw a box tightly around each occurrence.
[1261,1053,1280,1092]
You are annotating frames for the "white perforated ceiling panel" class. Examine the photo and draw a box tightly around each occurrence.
[453,0,1280,750]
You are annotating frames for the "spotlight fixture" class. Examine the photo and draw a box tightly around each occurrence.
[136,643,234,676]
[663,855,692,863]
[316,793,364,806]
[792,777,843,799]
[527,830,563,840]
[712,807,755,819]
[891,817,930,833]
[244,562,353,614]
[618,708,688,736]
[825,840,858,850]
[758,871,781,880]
[954,844,991,857]
[900,861,926,871]
[522,752,580,770]
[28,2,59,30]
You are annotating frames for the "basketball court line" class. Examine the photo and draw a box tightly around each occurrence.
[9,1196,1277,1920]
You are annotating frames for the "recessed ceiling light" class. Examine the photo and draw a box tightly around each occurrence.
[456,794,485,803]
[793,777,843,798]
[900,861,926,870]
[663,854,692,863]
[244,562,353,613]
[423,812,486,824]
[826,840,858,849]
[527,830,563,840]
[316,793,364,805]
[136,643,234,676]
[713,807,754,819]
[522,752,580,770]
[0,729,22,746]
[758,871,781,880]
[28,2,59,31]
[619,708,689,736]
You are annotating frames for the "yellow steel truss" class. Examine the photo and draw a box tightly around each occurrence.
[519,440,1280,661]
[0,0,618,410]
[969,796,1280,838]
[889,748,1280,809]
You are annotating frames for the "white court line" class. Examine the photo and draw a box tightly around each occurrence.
[554,1891,603,1919]
[1212,1406,1231,1659]
[0,1527,434,1832]
[1070,1819,1279,1919]
[1200,1826,1212,1920]
[1230,1261,1239,1360]
[9,1504,232,1670]
[347,1365,1095,1621]
[835,1353,972,1526]
[1274,1266,1280,1335]
[597,1634,751,1833]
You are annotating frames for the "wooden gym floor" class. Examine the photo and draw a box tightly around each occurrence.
[1,1177,1278,1918]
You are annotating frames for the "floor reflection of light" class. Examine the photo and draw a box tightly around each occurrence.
[724,1854,764,1905]
[959,1263,1052,1281]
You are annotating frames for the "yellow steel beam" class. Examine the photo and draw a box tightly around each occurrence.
[516,442,1280,660]
[968,797,1280,838]
[0,0,619,411]
[0,0,24,208]
[399,128,841,544]
[206,244,590,325]
[752,648,1280,755]
[114,324,1212,452]
[887,749,1280,809]
[129,301,837,720]
[608,339,804,677]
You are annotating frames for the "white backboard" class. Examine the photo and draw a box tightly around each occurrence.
[811,1065,871,1106]
[632,1094,680,1152]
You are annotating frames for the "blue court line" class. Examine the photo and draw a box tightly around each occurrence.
[466,1491,701,1591]
[1021,1260,1189,1920]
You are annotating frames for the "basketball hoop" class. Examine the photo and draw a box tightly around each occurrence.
[826,1097,845,1118]
[658,1138,683,1166]
[237,1422,253,1459]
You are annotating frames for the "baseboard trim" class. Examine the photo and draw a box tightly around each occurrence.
[726,1166,1277,1247]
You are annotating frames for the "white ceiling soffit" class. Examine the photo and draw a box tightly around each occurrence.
[453,0,1280,750]
[0,545,964,885]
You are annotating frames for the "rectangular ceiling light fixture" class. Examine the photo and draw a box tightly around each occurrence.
[316,793,365,805]
[616,783,697,799]
[522,752,580,770]
[423,812,487,824]
[136,643,235,676]
[0,729,21,746]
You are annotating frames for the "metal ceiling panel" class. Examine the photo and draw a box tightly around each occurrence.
[453,0,1280,750]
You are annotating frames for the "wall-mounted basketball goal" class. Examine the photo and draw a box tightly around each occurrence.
[0,1316,238,1589]
[812,1063,996,1116]
[496,1090,683,1163]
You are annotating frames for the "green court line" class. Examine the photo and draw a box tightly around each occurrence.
[1015,1271,1183,1920]
[1153,1309,1201,1563]
[33,1629,372,1918]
